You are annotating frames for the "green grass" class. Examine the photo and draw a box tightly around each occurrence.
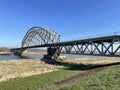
[59,64,120,90]
[0,68,79,90]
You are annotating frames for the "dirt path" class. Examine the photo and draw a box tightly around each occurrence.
[42,66,106,90]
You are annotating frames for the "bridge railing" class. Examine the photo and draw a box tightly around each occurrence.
[62,32,120,42]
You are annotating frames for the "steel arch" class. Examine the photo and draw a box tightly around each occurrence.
[22,26,60,47]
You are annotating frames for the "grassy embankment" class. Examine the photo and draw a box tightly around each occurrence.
[59,64,120,90]
[60,57,120,90]
[0,59,80,90]
[0,57,120,90]
[0,59,60,82]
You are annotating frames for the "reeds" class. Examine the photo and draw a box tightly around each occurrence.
[63,57,120,64]
[0,59,58,82]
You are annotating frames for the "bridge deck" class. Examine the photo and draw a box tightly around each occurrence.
[11,35,120,50]
[56,35,120,45]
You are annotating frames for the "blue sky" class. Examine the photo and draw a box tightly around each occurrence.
[0,0,120,47]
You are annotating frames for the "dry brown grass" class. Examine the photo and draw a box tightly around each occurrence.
[0,59,59,82]
[63,57,120,65]
[22,51,47,55]
[0,57,120,82]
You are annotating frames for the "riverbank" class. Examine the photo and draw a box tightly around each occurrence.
[0,52,13,55]
[0,51,47,56]
[0,57,120,90]
[0,59,61,82]
[0,57,120,82]
[22,51,47,55]
[62,57,120,64]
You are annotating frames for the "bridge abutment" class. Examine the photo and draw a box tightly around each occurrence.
[11,49,25,56]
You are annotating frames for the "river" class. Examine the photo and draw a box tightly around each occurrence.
[0,54,100,60]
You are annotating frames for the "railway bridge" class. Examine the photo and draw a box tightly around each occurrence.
[11,26,120,59]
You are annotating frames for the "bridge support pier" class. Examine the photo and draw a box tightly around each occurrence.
[44,47,60,59]
[11,49,25,56]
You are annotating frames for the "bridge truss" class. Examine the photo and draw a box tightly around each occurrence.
[58,35,120,56]
[11,26,120,59]
[22,26,60,47]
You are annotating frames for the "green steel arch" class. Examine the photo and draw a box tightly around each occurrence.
[22,26,60,47]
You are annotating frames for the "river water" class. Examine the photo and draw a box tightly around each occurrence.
[0,54,100,60]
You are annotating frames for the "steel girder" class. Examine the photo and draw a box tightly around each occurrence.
[58,40,120,56]
[22,26,60,47]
